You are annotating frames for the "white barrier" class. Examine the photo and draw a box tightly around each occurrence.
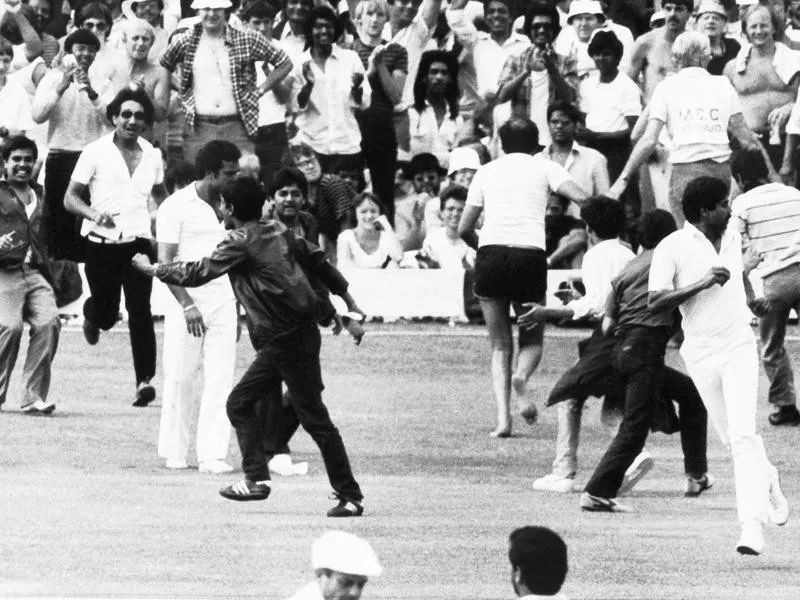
[60,266,587,320]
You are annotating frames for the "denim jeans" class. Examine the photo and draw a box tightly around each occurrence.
[226,323,362,501]
[759,264,800,407]
[584,327,708,499]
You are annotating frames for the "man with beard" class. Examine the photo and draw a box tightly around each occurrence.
[648,176,789,555]
[0,136,60,416]
[64,88,168,407]
[32,29,109,263]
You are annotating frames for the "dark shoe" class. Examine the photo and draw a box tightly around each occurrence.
[83,319,100,345]
[327,496,364,517]
[685,474,714,497]
[579,492,632,513]
[21,400,56,416]
[768,405,800,426]
[219,479,271,501]
[132,380,156,407]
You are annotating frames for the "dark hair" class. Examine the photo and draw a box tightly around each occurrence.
[580,196,626,239]
[283,0,313,10]
[523,1,560,41]
[164,161,195,194]
[413,50,460,119]
[76,2,113,37]
[409,152,443,176]
[269,167,308,198]
[242,0,277,21]
[195,140,243,178]
[64,28,101,52]
[221,176,265,222]
[508,526,568,595]
[132,0,165,11]
[304,5,343,46]
[498,117,540,154]
[669,0,694,11]
[637,209,676,250]
[0,36,12,58]
[682,176,730,223]
[547,100,581,123]
[730,148,769,191]
[106,87,155,126]
[587,29,623,60]
[353,191,384,213]
[549,192,570,209]
[2,135,38,162]
[439,184,468,210]
[483,0,517,19]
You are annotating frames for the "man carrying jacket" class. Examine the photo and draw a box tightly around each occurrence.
[0,136,61,415]
[131,177,366,518]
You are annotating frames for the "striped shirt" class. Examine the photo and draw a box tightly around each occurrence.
[732,182,800,277]
[160,24,291,137]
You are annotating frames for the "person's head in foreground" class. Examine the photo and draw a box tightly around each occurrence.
[637,208,677,250]
[580,196,625,245]
[730,147,771,192]
[309,531,382,600]
[106,87,155,141]
[219,176,265,229]
[508,526,568,598]
[671,31,711,71]
[681,176,730,235]
[498,117,541,155]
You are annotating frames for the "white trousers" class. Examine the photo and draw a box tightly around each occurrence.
[681,338,772,525]
[158,300,237,464]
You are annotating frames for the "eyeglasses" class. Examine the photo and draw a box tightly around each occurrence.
[83,21,109,32]
[120,110,146,120]
[530,22,554,30]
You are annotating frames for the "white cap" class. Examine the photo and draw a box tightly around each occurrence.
[447,147,481,175]
[191,0,232,9]
[650,10,664,25]
[312,531,383,577]
[696,0,726,17]
[567,0,604,22]
[735,0,757,5]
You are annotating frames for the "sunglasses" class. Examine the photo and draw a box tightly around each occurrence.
[120,110,146,120]
[530,23,554,30]
[84,21,109,32]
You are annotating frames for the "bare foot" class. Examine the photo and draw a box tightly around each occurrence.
[490,424,512,438]
[520,403,538,425]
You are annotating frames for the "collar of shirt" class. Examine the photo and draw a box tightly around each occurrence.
[476,31,530,49]
[682,220,739,255]
[544,141,582,170]
[735,40,800,84]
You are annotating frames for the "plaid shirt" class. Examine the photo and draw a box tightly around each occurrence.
[160,24,292,137]
[498,46,578,119]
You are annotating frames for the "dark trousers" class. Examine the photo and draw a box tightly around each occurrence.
[254,123,289,189]
[360,122,397,225]
[316,152,363,179]
[83,238,156,386]
[226,323,362,501]
[584,327,708,498]
[43,152,87,262]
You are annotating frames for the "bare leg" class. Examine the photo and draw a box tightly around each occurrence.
[512,302,546,424]
[480,298,513,437]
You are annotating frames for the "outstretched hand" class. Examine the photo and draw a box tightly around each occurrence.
[517,302,547,329]
[131,253,154,276]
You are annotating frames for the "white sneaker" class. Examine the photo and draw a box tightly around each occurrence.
[768,468,790,526]
[198,460,234,474]
[736,520,764,556]
[532,473,575,493]
[619,450,654,496]
[165,459,189,470]
[268,454,309,476]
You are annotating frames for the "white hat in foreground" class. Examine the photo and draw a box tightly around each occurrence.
[191,0,232,9]
[312,531,383,577]
[447,147,481,175]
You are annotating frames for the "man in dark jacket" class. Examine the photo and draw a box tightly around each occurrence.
[132,177,366,517]
[0,136,61,415]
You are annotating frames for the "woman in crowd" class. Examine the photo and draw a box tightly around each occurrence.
[337,192,403,269]
[348,0,407,225]
[409,49,462,170]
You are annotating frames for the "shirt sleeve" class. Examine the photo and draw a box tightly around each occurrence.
[648,239,677,292]
[466,168,485,208]
[725,77,742,116]
[159,34,186,71]
[621,78,642,117]
[648,80,668,123]
[156,197,181,244]
[257,35,292,69]
[70,146,98,186]
[545,159,572,194]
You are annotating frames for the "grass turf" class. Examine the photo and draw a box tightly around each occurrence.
[1,324,799,599]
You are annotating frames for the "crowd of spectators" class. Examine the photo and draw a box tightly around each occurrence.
[1,0,800,306]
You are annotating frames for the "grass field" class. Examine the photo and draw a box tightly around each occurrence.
[1,323,799,599]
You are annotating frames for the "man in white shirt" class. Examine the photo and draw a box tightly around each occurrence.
[155,140,240,473]
[608,31,768,226]
[288,531,382,600]
[731,148,800,426]
[291,5,370,176]
[648,176,789,556]
[509,526,569,600]
[64,88,168,407]
[543,100,609,216]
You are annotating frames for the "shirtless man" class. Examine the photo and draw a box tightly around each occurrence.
[725,3,800,182]
[626,0,692,212]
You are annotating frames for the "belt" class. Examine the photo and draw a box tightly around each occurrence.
[196,114,240,124]
[86,233,139,245]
